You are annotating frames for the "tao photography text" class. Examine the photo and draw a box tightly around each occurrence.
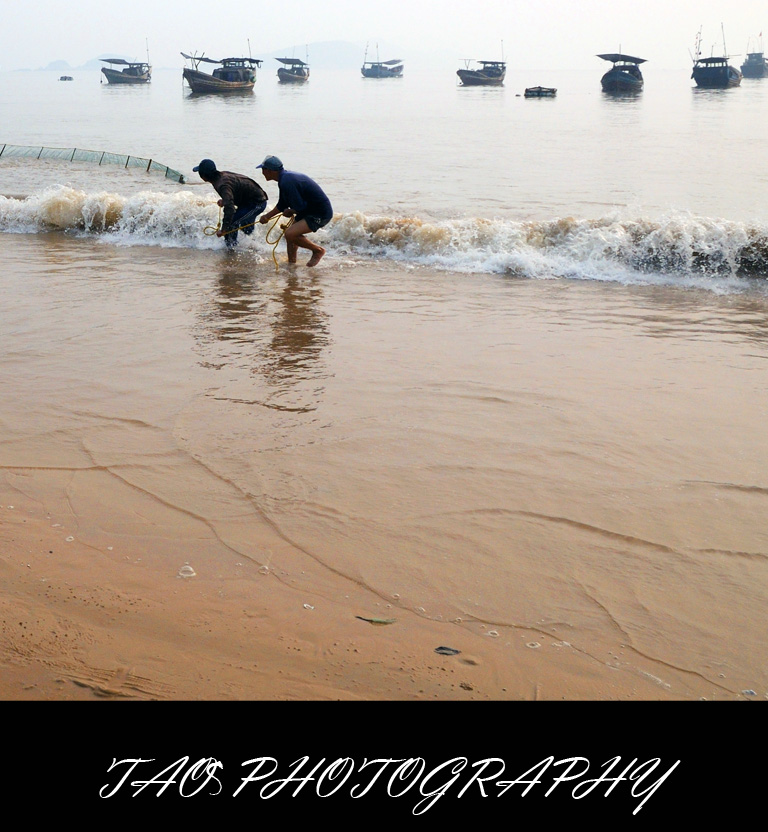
[99,754,680,813]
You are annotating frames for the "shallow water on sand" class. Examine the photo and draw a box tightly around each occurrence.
[2,231,767,697]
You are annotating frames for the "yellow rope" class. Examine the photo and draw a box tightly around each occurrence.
[203,207,294,271]
[203,206,260,237]
[265,214,294,271]
[203,206,223,237]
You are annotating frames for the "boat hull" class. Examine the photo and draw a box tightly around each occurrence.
[741,55,768,78]
[524,86,556,97]
[600,69,642,92]
[183,67,254,93]
[277,67,309,83]
[101,67,151,84]
[361,66,403,78]
[456,69,505,86]
[692,64,741,88]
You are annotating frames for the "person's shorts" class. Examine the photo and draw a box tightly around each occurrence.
[296,213,333,233]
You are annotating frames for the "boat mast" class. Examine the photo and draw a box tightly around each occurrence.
[691,26,702,63]
[146,38,150,65]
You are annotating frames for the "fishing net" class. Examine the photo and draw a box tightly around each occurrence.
[0,143,186,183]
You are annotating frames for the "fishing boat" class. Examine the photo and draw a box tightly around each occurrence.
[456,59,506,86]
[361,59,403,78]
[524,86,557,97]
[741,51,768,77]
[597,53,645,92]
[691,27,741,88]
[692,56,741,87]
[181,52,262,93]
[59,75,73,81]
[741,36,768,78]
[100,58,151,84]
[276,57,309,83]
[361,44,403,78]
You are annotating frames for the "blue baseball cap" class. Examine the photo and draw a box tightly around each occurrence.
[256,155,284,171]
[193,159,217,176]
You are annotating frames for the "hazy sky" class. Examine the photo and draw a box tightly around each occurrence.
[2,0,767,72]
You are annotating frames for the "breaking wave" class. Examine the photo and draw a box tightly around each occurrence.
[3,185,768,289]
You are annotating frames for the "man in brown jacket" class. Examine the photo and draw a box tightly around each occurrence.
[194,158,268,248]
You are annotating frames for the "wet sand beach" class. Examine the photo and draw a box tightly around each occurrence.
[2,234,767,701]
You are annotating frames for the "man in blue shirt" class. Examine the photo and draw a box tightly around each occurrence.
[257,155,333,267]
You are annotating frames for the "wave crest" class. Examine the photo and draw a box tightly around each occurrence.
[3,187,768,282]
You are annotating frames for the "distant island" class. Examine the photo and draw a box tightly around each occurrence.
[39,56,134,72]
[22,41,455,73]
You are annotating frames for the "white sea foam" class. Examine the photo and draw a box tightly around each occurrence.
[3,187,768,291]
[324,210,768,290]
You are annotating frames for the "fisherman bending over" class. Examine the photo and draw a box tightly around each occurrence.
[193,158,268,248]
[257,155,333,267]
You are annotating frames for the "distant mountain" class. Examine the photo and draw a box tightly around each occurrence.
[36,42,456,73]
[261,41,363,70]
[259,41,455,71]
[40,54,135,71]
[42,60,72,71]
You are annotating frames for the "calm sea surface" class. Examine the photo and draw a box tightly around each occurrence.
[2,65,768,697]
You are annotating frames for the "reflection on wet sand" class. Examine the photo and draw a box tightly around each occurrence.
[532,279,768,344]
[195,257,329,413]
[266,270,329,387]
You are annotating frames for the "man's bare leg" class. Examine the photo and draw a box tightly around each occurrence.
[285,220,326,267]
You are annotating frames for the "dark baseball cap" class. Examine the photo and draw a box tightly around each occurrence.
[256,155,284,171]
[193,159,217,176]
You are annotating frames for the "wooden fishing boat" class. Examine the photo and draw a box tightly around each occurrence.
[276,57,309,83]
[691,27,741,88]
[361,44,402,78]
[741,51,768,77]
[100,58,151,84]
[741,37,768,78]
[361,58,403,78]
[597,53,645,92]
[692,56,742,87]
[524,86,557,97]
[457,59,506,86]
[181,52,262,93]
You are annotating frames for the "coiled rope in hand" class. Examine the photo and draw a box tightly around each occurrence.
[204,207,293,271]
[203,206,260,237]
